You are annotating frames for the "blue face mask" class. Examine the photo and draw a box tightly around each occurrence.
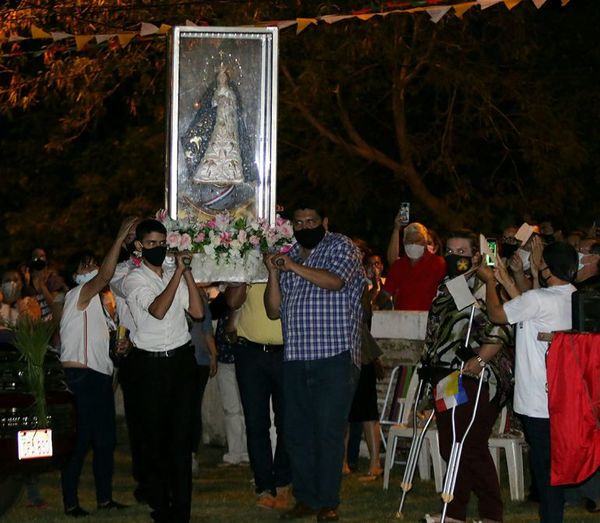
[74,269,98,286]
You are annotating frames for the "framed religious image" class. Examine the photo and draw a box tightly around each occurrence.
[166,26,279,223]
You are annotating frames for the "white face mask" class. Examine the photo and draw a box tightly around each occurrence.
[74,269,98,286]
[516,248,531,271]
[405,243,425,260]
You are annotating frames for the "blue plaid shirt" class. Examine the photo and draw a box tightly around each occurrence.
[279,232,364,366]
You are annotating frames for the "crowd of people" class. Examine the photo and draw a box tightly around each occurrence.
[1,205,599,523]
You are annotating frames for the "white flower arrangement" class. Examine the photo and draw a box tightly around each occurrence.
[154,210,295,282]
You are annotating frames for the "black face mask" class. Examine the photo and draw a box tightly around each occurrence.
[294,225,326,250]
[444,254,473,279]
[31,259,47,271]
[501,243,519,259]
[143,246,167,267]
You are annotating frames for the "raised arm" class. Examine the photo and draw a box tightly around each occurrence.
[477,264,509,324]
[78,217,138,311]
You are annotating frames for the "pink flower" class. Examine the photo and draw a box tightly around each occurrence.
[194,232,206,243]
[249,235,260,246]
[180,233,192,250]
[132,256,142,267]
[166,232,181,248]
[279,223,294,238]
[280,244,293,254]
[237,229,247,243]
[276,215,285,226]
[220,231,232,246]
[155,209,168,222]
[207,219,217,229]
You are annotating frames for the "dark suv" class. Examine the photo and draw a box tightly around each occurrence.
[0,335,76,515]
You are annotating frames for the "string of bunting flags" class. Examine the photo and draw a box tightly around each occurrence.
[0,0,572,55]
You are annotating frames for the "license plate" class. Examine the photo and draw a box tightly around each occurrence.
[17,429,53,460]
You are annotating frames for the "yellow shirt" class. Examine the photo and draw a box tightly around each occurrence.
[237,283,283,345]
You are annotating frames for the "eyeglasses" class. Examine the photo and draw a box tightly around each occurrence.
[445,248,471,256]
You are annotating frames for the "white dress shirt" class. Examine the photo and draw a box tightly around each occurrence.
[123,262,191,351]
[110,260,137,338]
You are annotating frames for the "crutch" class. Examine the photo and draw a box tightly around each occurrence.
[439,304,485,523]
[394,375,436,519]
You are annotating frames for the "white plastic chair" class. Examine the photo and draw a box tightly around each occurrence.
[382,370,446,492]
[488,406,526,501]
[379,366,416,451]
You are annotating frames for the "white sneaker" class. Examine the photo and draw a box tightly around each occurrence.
[422,514,465,523]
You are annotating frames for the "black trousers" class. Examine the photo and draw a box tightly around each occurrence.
[133,345,196,523]
[118,354,148,498]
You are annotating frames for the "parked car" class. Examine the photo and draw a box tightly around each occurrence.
[0,333,76,516]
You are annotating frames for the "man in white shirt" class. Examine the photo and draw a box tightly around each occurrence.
[109,219,150,503]
[123,218,204,523]
[481,240,578,523]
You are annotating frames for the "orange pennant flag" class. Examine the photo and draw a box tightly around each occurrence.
[158,24,172,34]
[296,18,317,35]
[117,33,136,47]
[31,25,51,39]
[454,2,477,17]
[503,0,522,9]
[356,14,376,21]
[75,35,93,51]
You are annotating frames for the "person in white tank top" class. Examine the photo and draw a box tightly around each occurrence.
[59,217,137,518]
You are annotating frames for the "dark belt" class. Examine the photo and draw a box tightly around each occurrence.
[238,337,283,353]
[135,343,191,359]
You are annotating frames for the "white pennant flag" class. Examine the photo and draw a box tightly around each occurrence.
[140,22,159,36]
[8,33,26,41]
[426,6,451,23]
[478,0,503,9]
[532,0,547,8]
[185,19,199,27]
[51,31,73,41]
[321,15,355,24]
[95,34,115,44]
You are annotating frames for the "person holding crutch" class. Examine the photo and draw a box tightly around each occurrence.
[420,230,512,523]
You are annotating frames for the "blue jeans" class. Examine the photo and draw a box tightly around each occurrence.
[61,368,115,509]
[283,351,354,509]
[234,340,290,494]
[520,415,564,523]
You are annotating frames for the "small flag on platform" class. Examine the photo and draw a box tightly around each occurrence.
[433,370,468,412]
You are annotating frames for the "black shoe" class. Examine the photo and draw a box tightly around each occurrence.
[97,500,128,510]
[65,506,89,518]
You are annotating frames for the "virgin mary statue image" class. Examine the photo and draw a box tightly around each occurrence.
[182,62,256,214]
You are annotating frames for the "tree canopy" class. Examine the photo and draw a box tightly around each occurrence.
[0,0,598,265]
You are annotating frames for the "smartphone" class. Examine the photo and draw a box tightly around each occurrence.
[485,238,497,266]
[398,202,410,225]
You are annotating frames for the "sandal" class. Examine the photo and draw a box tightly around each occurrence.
[357,469,383,482]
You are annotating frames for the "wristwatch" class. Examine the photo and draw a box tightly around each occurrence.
[476,355,486,367]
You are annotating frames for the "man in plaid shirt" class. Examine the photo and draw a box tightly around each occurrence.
[265,203,364,522]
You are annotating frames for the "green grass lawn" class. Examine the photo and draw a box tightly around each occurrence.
[3,421,597,522]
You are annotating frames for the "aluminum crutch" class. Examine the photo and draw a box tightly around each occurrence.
[439,304,485,523]
[395,375,436,519]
